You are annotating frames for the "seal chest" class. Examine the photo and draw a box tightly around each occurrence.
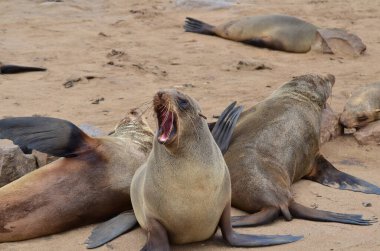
[131,89,230,244]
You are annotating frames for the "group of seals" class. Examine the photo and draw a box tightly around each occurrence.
[0,63,46,74]
[214,74,379,228]
[0,99,242,245]
[121,89,301,249]
[0,79,378,248]
[184,14,366,54]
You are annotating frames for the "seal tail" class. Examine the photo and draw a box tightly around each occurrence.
[0,117,97,157]
[0,64,46,74]
[288,201,376,226]
[184,17,216,36]
[211,101,243,154]
[86,211,138,249]
[305,154,380,195]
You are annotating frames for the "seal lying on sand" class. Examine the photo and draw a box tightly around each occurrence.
[0,63,46,74]
[0,110,153,242]
[130,89,301,249]
[217,74,379,228]
[0,102,240,243]
[340,82,380,129]
[184,15,366,55]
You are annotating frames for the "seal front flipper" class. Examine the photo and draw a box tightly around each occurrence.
[0,64,46,74]
[231,207,280,227]
[305,154,380,195]
[0,117,96,157]
[86,211,138,249]
[211,101,243,154]
[219,203,302,247]
[288,201,376,226]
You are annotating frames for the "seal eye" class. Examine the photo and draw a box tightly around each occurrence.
[357,115,368,122]
[178,97,189,110]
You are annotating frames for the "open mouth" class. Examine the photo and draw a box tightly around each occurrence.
[156,105,177,144]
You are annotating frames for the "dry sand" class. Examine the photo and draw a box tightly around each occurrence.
[0,0,379,250]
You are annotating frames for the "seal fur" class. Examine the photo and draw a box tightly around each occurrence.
[218,74,379,228]
[184,15,366,54]
[130,89,302,250]
[0,110,153,242]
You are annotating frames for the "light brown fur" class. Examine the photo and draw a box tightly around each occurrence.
[340,82,380,128]
[0,111,153,242]
[131,89,231,244]
[224,74,334,212]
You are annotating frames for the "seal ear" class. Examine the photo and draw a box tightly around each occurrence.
[0,117,97,157]
[211,101,243,154]
[86,211,138,249]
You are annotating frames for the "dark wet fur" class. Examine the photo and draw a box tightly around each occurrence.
[0,117,93,157]
[0,65,46,74]
[184,17,216,36]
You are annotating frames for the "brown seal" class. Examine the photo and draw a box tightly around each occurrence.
[340,82,380,129]
[129,89,302,250]
[0,110,153,242]
[217,74,379,228]
[184,15,366,55]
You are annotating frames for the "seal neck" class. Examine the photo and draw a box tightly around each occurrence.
[111,121,154,153]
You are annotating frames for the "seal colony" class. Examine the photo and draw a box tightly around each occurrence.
[184,14,366,54]
[130,89,301,249]
[216,74,379,228]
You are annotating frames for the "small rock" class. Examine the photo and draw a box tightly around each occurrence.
[0,142,37,187]
[362,202,372,207]
[91,97,105,104]
[63,77,82,88]
[354,120,380,145]
[32,150,59,168]
[344,127,356,134]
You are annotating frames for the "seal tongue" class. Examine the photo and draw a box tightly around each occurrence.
[159,111,174,143]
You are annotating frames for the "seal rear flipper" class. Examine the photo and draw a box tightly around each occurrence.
[211,101,243,154]
[288,201,376,226]
[219,204,303,247]
[316,28,366,56]
[0,117,97,157]
[0,65,46,74]
[231,207,280,227]
[305,154,380,195]
[86,211,138,249]
[184,17,216,36]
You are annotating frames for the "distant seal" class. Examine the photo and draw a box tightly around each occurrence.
[0,110,153,242]
[340,82,380,128]
[129,89,301,249]
[217,74,378,228]
[0,63,46,74]
[184,15,366,54]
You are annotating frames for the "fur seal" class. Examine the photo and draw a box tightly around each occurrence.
[129,89,301,250]
[0,110,153,242]
[184,15,366,54]
[0,63,46,74]
[0,101,241,244]
[340,82,380,129]
[216,74,379,228]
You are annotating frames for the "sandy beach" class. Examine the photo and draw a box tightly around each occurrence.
[0,0,379,250]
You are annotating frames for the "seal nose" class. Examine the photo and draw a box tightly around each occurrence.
[157,91,164,99]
